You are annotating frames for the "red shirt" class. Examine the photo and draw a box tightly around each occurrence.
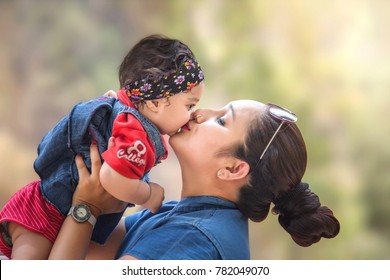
[102,91,168,179]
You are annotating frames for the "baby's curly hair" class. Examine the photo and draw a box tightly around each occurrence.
[119,34,196,88]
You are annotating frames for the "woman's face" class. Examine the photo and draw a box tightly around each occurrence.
[169,100,266,169]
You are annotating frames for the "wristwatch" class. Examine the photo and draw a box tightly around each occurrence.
[67,204,97,228]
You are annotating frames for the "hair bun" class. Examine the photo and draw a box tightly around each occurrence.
[272,182,309,215]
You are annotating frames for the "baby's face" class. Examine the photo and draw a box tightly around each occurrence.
[156,82,204,136]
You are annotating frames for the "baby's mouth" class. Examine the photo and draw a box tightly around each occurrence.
[170,122,191,136]
[181,122,190,132]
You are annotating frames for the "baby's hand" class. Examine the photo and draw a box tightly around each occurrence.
[141,182,164,213]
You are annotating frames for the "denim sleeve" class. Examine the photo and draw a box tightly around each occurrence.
[118,223,221,260]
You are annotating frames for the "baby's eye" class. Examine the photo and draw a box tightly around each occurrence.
[187,104,195,111]
[216,117,226,126]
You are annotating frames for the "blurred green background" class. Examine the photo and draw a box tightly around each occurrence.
[0,0,389,260]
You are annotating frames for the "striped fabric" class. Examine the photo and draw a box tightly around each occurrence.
[0,180,64,258]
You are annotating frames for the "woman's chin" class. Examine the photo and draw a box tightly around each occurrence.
[168,133,185,151]
[168,134,178,146]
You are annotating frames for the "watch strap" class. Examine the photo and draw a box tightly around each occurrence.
[88,213,97,228]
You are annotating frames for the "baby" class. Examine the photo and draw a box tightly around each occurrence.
[0,34,204,259]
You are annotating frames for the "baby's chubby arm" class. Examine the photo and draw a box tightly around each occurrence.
[99,162,164,213]
[100,91,164,213]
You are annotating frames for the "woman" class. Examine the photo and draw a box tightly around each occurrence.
[49,100,340,260]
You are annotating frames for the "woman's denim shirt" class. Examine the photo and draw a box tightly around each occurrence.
[33,96,166,244]
[116,196,250,260]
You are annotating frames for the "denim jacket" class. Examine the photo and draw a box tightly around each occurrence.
[33,96,166,243]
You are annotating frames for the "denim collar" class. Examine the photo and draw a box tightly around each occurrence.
[171,196,238,214]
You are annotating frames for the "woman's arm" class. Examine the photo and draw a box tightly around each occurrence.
[49,141,128,259]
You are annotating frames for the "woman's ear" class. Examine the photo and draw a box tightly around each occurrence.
[217,160,250,181]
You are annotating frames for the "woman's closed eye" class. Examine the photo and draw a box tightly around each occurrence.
[216,117,226,126]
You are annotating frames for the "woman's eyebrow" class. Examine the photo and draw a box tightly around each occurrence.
[229,104,235,120]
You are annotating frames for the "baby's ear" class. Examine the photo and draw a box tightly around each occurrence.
[144,100,161,113]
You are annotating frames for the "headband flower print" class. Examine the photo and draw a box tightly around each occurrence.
[124,57,204,102]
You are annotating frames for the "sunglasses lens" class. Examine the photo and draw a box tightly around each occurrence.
[269,106,298,122]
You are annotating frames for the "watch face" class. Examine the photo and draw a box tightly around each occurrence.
[76,207,87,218]
[72,204,91,222]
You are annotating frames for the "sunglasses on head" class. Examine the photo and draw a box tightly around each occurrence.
[253,104,298,169]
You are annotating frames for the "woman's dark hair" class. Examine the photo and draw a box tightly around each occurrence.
[119,34,196,88]
[234,105,340,247]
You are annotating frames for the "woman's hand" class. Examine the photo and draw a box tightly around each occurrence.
[104,90,118,98]
[73,138,127,217]
[49,138,127,260]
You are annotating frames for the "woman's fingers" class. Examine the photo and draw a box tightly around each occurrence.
[90,143,102,178]
[107,137,115,150]
[75,139,113,183]
[75,154,88,180]
[73,139,127,215]
[104,90,117,98]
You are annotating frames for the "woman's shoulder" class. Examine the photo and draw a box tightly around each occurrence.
[165,197,250,259]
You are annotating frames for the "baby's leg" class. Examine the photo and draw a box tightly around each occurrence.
[8,222,52,260]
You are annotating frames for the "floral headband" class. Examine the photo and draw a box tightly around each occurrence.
[124,57,204,102]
